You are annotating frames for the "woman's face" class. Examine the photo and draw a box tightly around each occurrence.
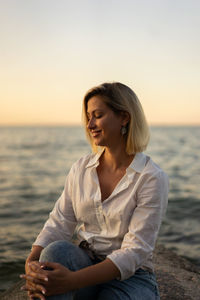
[86,96,125,148]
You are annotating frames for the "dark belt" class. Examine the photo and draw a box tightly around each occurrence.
[79,240,106,261]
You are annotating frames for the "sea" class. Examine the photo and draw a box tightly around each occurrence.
[0,126,200,292]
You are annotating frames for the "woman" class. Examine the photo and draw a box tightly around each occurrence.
[21,82,168,300]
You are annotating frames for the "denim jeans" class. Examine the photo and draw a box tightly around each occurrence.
[39,240,160,300]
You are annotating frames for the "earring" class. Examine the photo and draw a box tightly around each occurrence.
[121,126,127,135]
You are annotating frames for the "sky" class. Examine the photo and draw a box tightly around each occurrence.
[0,0,200,126]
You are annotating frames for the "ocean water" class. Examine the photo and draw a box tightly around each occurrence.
[0,126,200,291]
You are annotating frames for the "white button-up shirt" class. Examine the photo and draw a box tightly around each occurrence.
[34,151,168,280]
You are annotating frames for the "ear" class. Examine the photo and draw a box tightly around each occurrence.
[120,111,130,126]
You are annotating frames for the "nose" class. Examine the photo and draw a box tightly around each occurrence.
[87,117,96,130]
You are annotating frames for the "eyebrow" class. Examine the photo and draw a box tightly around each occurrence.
[86,109,103,116]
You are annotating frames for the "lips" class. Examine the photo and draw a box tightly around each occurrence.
[91,130,101,137]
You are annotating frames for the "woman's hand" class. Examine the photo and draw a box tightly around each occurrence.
[41,261,74,296]
[21,261,47,299]
[21,261,74,297]
[21,246,44,299]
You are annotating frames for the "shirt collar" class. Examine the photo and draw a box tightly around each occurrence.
[86,150,147,173]
[85,148,104,168]
[127,152,147,173]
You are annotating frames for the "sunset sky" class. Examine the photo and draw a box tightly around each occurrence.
[1,0,200,125]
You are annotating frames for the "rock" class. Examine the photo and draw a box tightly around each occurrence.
[153,244,200,300]
[0,280,28,300]
[1,244,200,300]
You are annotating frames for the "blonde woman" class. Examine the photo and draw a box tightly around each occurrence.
[21,82,168,300]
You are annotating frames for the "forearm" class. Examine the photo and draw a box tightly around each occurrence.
[70,258,120,290]
[26,245,44,267]
[21,257,120,296]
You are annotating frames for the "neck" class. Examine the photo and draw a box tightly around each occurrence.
[102,145,134,171]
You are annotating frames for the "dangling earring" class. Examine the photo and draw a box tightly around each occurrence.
[121,126,127,135]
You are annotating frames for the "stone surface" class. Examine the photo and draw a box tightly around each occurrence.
[153,244,200,300]
[1,244,200,300]
[0,280,27,300]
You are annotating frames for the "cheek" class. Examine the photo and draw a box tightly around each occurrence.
[98,118,109,129]
[109,120,121,133]
[103,125,121,139]
[99,115,121,134]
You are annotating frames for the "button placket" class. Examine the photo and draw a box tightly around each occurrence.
[94,191,106,229]
[92,168,106,230]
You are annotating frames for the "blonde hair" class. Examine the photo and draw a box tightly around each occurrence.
[82,82,150,154]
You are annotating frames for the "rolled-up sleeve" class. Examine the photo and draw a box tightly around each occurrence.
[33,165,77,248]
[107,170,168,280]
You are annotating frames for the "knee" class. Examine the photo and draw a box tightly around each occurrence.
[39,240,93,272]
[39,240,75,263]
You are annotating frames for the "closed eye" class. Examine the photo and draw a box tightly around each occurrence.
[95,114,102,119]
[87,111,103,120]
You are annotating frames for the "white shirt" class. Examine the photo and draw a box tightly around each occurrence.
[34,151,168,281]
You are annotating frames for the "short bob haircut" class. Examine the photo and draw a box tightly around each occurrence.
[83,82,150,154]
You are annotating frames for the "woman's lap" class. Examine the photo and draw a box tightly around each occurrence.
[39,240,160,300]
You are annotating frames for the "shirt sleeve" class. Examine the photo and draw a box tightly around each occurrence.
[107,170,169,280]
[33,164,77,248]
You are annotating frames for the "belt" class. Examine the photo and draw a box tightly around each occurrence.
[79,240,106,261]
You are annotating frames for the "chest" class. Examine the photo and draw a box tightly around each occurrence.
[97,167,126,201]
[72,166,138,225]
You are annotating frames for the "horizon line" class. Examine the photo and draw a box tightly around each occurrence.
[0,123,200,127]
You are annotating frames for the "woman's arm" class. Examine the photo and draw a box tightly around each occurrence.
[22,164,77,298]
[22,257,120,296]
[26,246,44,264]
[70,258,120,289]
[107,169,169,280]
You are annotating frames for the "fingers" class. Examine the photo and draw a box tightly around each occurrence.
[23,261,47,299]
[21,261,49,283]
[28,261,43,271]
[20,272,48,284]
[28,291,46,300]
[21,282,46,296]
[40,261,58,270]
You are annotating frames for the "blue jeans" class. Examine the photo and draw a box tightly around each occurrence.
[39,240,160,300]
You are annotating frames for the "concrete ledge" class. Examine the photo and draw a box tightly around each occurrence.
[1,244,200,300]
